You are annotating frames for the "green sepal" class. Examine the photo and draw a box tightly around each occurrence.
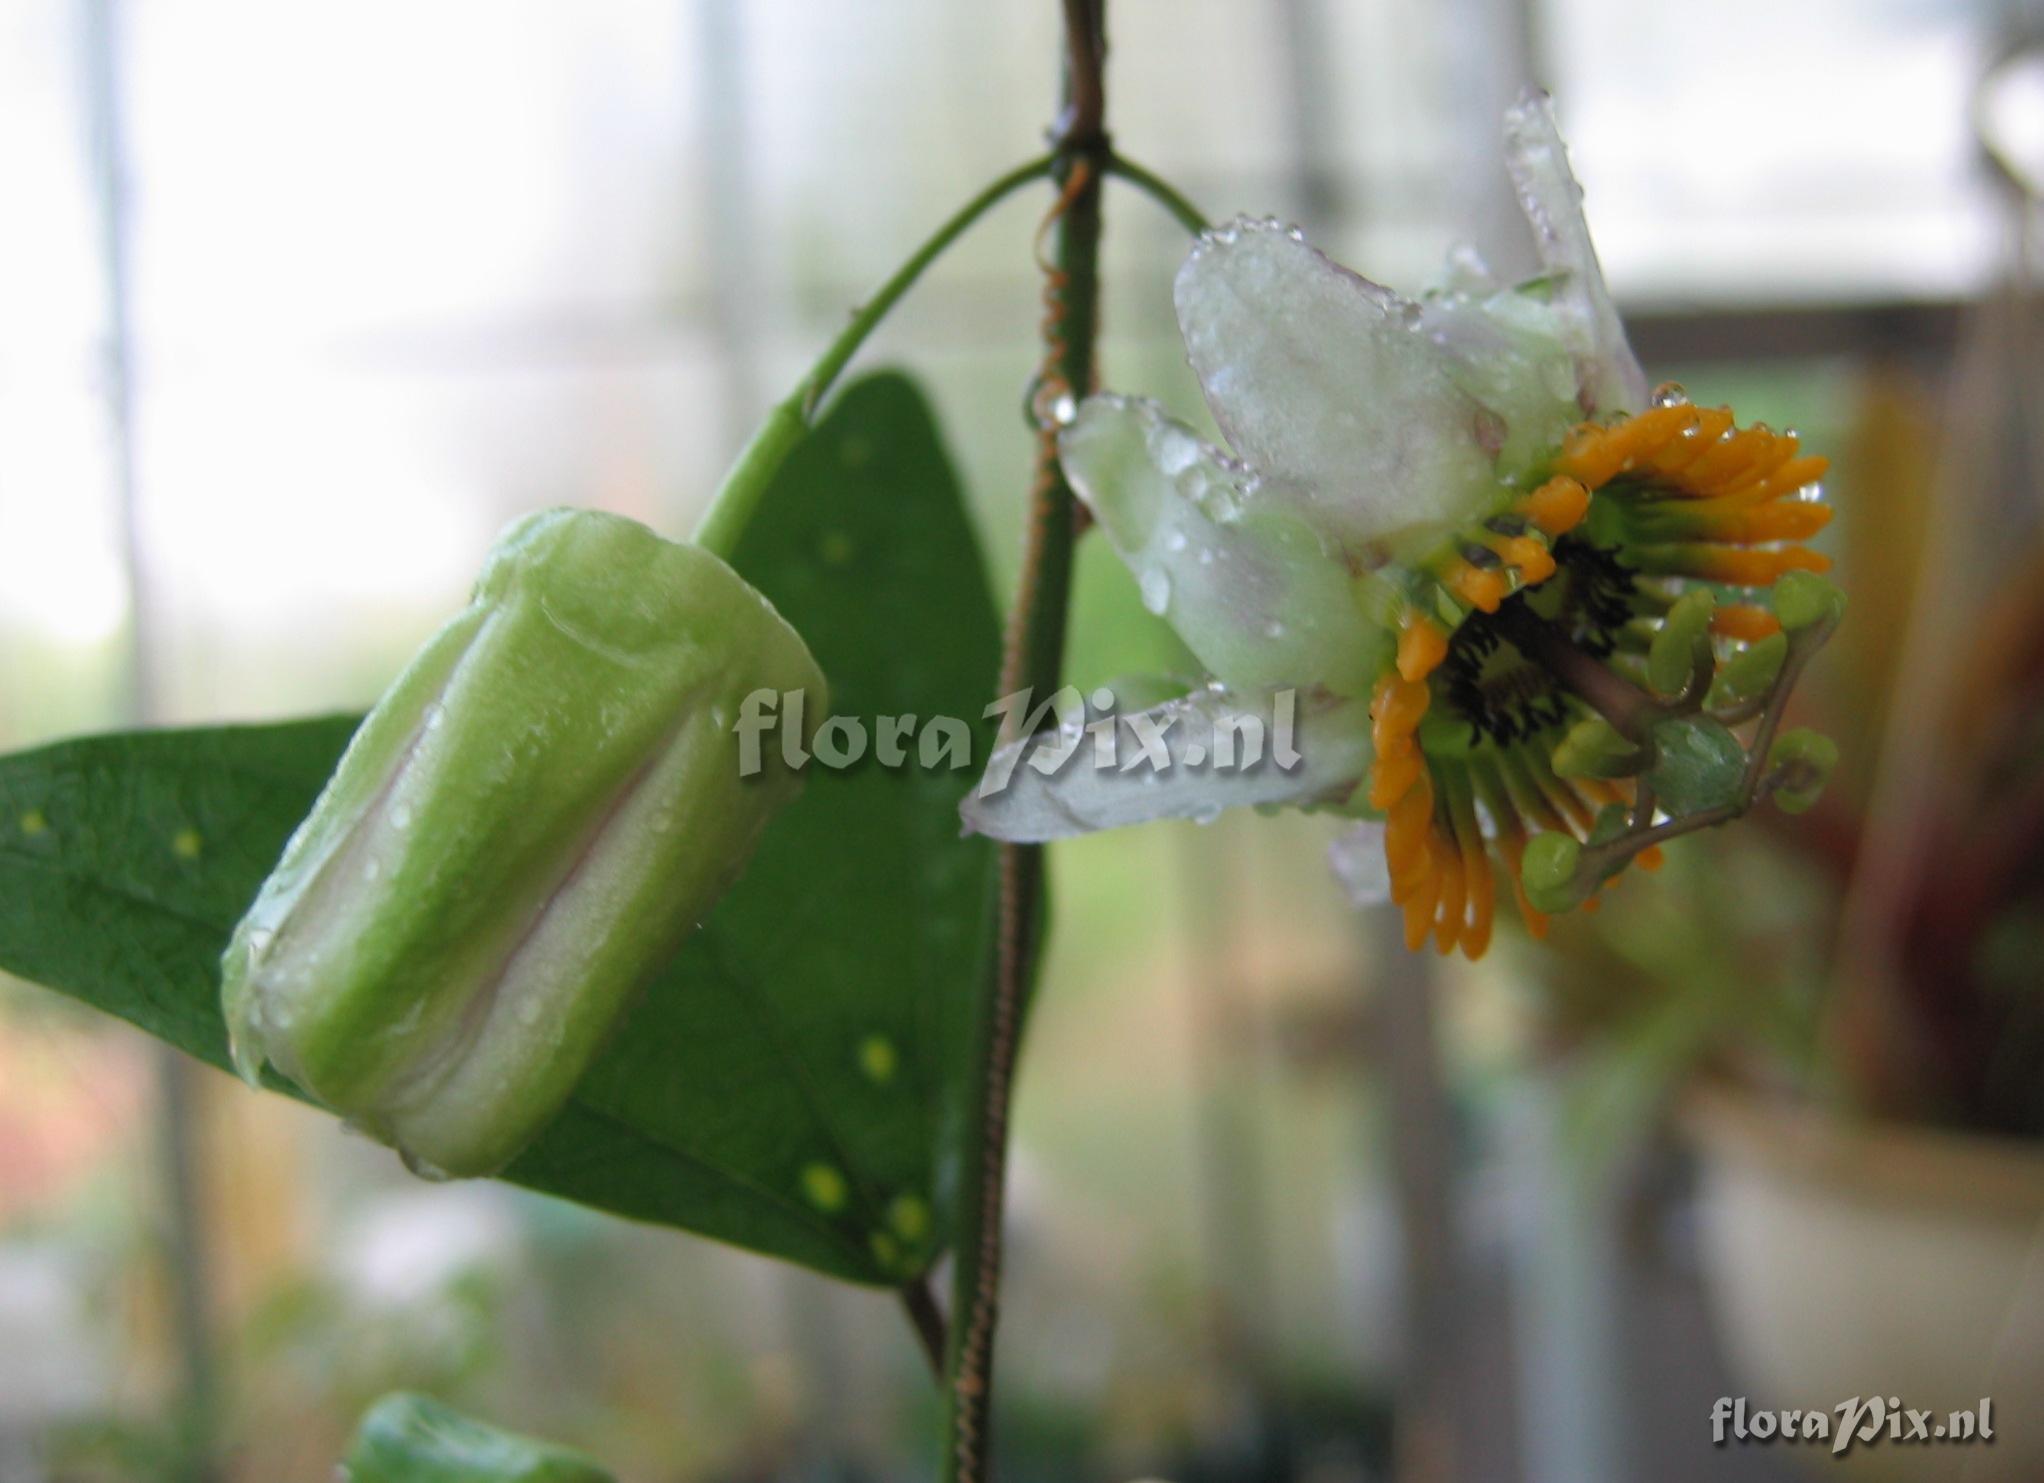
[342,1393,614,1482]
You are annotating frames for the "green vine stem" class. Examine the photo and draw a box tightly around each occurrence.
[1105,153,1209,234]
[942,3,1107,1480]
[690,152,1056,559]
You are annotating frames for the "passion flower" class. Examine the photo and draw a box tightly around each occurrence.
[223,509,825,1176]
[963,91,1840,959]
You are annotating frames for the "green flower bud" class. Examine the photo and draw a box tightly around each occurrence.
[1551,716,1646,780]
[1706,630,1788,710]
[1521,831,1589,915]
[343,1393,614,1482]
[1646,715,1747,815]
[1770,570,1847,633]
[223,510,824,1177]
[1767,727,1839,815]
[1647,588,1715,698]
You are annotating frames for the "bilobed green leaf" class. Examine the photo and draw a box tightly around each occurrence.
[0,372,1000,1286]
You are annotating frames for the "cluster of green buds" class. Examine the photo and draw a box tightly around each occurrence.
[223,509,823,1177]
[1519,568,1845,916]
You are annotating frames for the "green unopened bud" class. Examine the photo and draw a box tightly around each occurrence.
[1706,631,1788,710]
[1771,570,1847,633]
[1551,716,1646,780]
[1767,728,1838,815]
[1521,831,1590,915]
[223,510,824,1177]
[343,1392,614,1482]
[1647,588,1716,698]
[1647,715,1747,815]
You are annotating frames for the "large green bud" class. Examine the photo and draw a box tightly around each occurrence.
[223,509,824,1177]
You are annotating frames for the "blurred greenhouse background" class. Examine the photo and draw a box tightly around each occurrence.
[1,1,2039,1480]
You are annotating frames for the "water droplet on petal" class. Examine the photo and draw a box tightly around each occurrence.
[1651,382,1690,408]
[1139,568,1172,615]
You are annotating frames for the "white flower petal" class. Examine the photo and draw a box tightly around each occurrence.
[1058,395,1388,697]
[960,685,1371,843]
[1502,90,1648,417]
[1327,820,1391,907]
[1173,218,1501,548]
[1416,287,1584,481]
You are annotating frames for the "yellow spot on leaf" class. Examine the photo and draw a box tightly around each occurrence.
[858,1034,898,1084]
[869,1231,901,1269]
[800,1163,847,1213]
[19,810,47,837]
[888,1195,930,1244]
[172,829,203,859]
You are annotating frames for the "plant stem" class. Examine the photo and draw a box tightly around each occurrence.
[942,5,1107,1481]
[1106,153,1209,234]
[901,1278,948,1378]
[691,152,1057,558]
[1489,600,1666,742]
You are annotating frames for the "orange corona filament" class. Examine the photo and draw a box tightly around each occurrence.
[1364,394,1829,962]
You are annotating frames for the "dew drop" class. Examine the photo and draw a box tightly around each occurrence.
[1156,434,1199,477]
[1163,528,1189,554]
[362,859,382,883]
[1139,568,1172,615]
[1048,391,1078,426]
[1197,547,1216,566]
[1651,382,1691,408]
[1263,619,1287,639]
[390,803,413,830]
